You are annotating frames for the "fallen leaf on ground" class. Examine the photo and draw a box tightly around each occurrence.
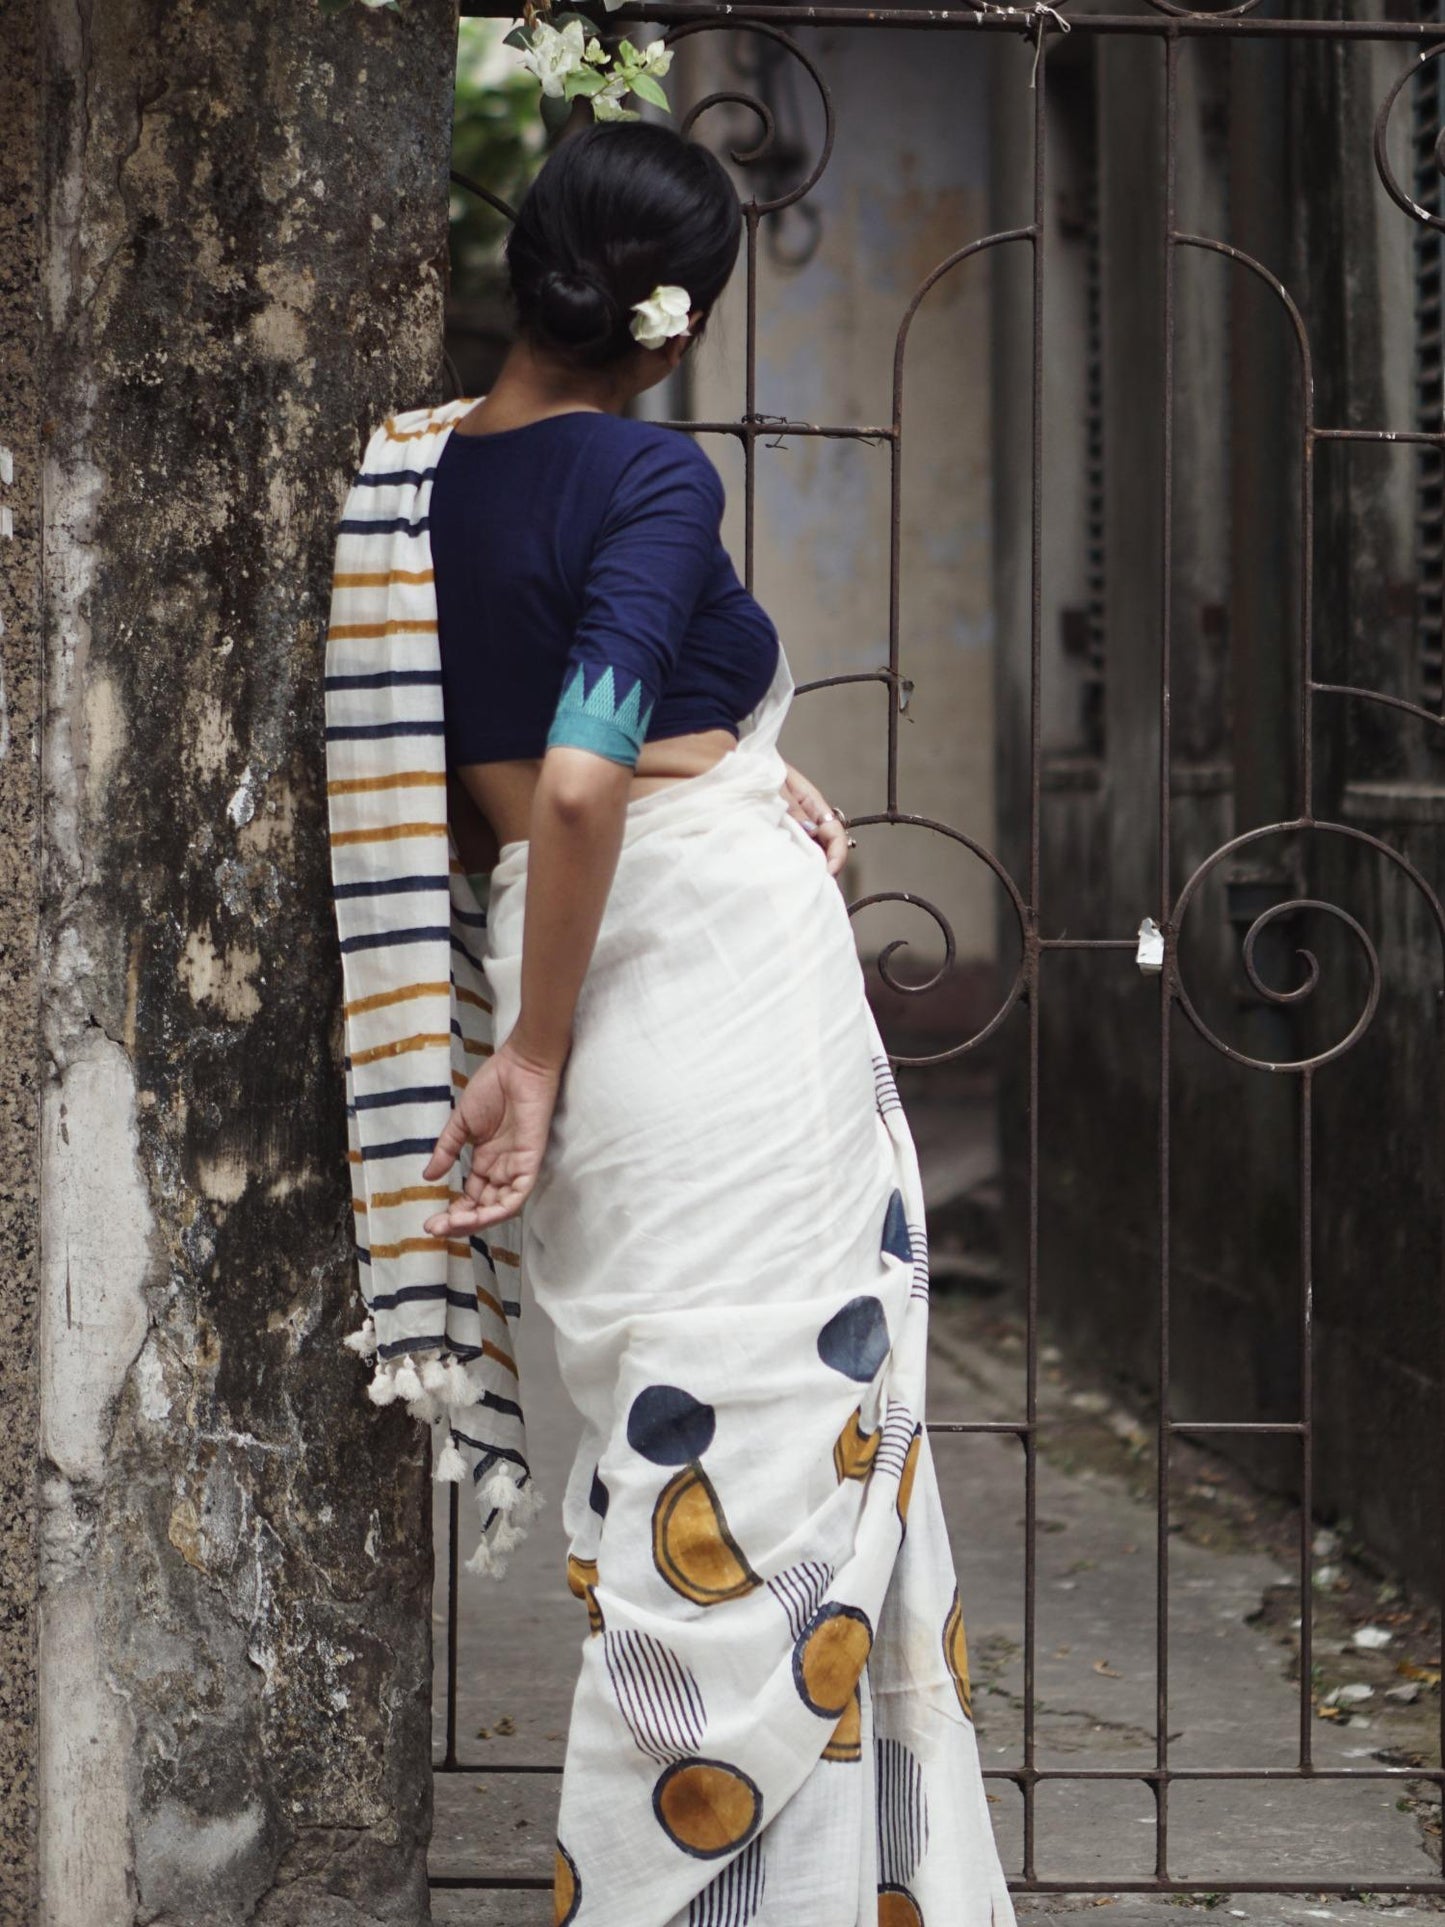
[1093,1659,1122,1678]
[1396,1661,1441,1686]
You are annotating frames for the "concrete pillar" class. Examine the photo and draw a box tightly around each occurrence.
[2,1,459,1918]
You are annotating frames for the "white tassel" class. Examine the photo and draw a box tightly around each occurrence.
[343,1315,378,1357]
[478,1464,524,1513]
[393,1360,424,1402]
[441,1356,475,1406]
[409,1390,445,1424]
[434,1437,467,1483]
[420,1357,450,1393]
[367,1360,400,1406]
[464,1536,508,1579]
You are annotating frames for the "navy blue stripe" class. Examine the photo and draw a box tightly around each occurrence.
[354,466,438,487]
[453,1436,529,1473]
[335,874,450,899]
[451,905,488,929]
[341,925,452,955]
[353,1084,451,1112]
[325,669,443,689]
[451,932,487,973]
[443,1384,524,1422]
[361,1136,441,1161]
[325,720,445,741]
[338,515,429,536]
[366,1283,490,1316]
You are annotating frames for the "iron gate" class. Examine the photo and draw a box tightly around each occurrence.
[436,0,1445,1901]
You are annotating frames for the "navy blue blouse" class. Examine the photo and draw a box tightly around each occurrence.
[429,410,780,770]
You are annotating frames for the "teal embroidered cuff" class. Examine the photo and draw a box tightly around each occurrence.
[546,664,654,768]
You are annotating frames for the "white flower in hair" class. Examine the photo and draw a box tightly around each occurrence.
[517,17,591,98]
[630,284,692,349]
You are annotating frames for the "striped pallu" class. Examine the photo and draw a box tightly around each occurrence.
[324,396,540,1574]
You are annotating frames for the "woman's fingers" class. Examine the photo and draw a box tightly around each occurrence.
[421,1109,470,1180]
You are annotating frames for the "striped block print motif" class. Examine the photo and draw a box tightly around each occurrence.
[324,399,538,1573]
[603,1629,707,1764]
[686,1838,766,1927]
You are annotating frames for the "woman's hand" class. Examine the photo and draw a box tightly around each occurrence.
[780,761,852,877]
[420,1037,564,1232]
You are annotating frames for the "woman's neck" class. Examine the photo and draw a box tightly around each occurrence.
[469,337,644,429]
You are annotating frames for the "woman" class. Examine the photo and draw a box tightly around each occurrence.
[339,121,1015,1927]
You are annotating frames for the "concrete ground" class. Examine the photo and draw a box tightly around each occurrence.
[428,1079,1441,1924]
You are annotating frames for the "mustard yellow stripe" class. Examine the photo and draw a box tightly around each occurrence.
[348,1149,363,1165]
[352,1198,367,1214]
[368,1182,453,1211]
[352,1030,451,1067]
[332,568,435,586]
[383,412,469,442]
[328,618,439,640]
[344,981,451,1019]
[328,771,447,798]
[481,1340,519,1379]
[330,820,445,847]
[367,1235,474,1261]
[456,985,493,1014]
[461,1036,492,1058]
[491,1246,520,1269]
[477,1284,505,1321]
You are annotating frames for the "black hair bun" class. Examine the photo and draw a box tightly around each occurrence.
[534,267,618,349]
[507,124,741,369]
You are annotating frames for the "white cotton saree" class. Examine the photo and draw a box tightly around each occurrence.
[479,643,1018,1927]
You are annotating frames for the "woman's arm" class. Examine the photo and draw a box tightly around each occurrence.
[421,747,629,1232]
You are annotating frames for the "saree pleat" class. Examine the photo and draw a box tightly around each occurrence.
[483,655,1017,1927]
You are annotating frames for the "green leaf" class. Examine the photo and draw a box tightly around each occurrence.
[563,67,607,95]
[502,23,532,46]
[539,90,573,134]
[616,37,638,59]
[627,72,671,110]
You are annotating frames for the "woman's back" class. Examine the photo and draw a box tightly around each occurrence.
[430,403,778,853]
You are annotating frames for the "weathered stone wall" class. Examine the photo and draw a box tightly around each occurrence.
[0,5,45,1921]
[25,1,459,1919]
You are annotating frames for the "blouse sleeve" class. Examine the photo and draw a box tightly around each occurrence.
[545,434,726,768]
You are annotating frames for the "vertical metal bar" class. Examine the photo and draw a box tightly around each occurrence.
[889,330,903,816]
[445,1477,460,1770]
[1156,25,1180,1886]
[1021,27,1049,1884]
[1298,1067,1315,1771]
[744,200,760,592]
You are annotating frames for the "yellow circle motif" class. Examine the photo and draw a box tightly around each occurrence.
[652,1758,763,1859]
[652,1465,761,1605]
[834,1406,881,1483]
[897,1425,921,1524]
[793,1603,874,1719]
[822,1683,863,1762]
[878,1887,924,1927]
[943,1589,973,1721]
[553,1843,579,1925]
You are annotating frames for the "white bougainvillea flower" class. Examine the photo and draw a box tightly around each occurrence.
[640,40,673,75]
[630,283,692,348]
[591,73,636,121]
[518,17,590,98]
